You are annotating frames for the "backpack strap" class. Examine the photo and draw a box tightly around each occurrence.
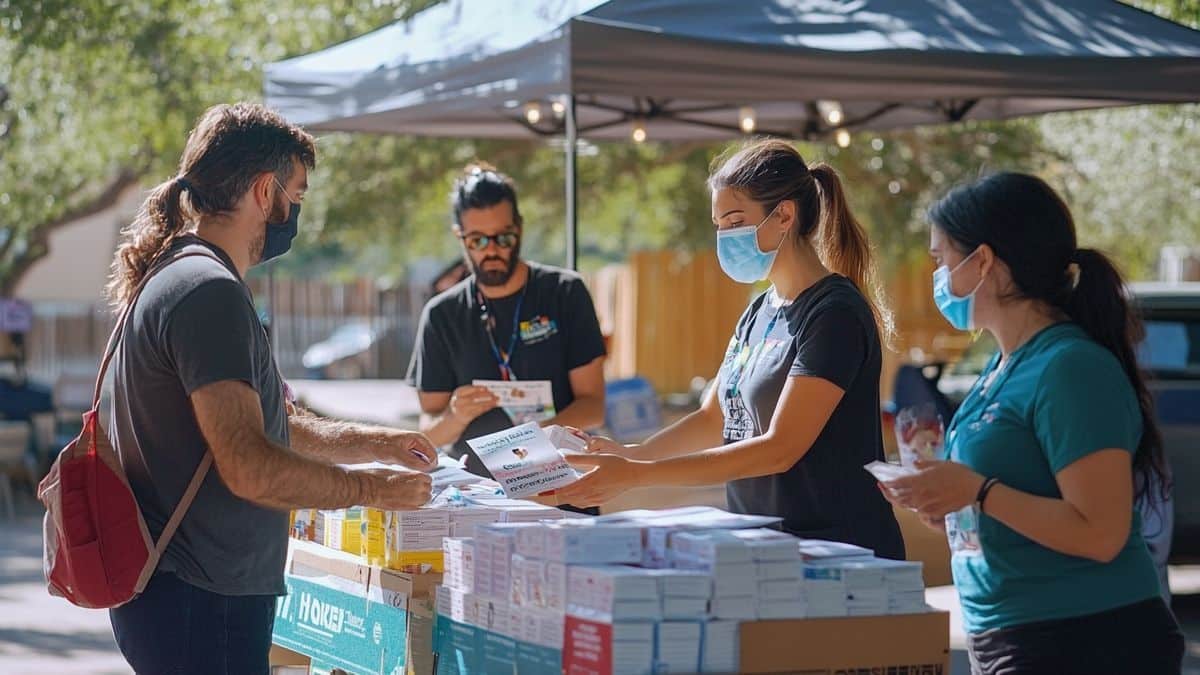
[98,246,230,552]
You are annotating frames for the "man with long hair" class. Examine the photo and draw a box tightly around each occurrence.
[105,103,435,673]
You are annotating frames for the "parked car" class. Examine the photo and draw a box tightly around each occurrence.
[301,323,379,380]
[919,282,1200,564]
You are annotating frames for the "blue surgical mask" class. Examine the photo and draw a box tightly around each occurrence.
[259,178,301,265]
[933,248,985,330]
[716,204,782,284]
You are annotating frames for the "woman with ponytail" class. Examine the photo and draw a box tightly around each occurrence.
[882,172,1183,674]
[556,139,904,560]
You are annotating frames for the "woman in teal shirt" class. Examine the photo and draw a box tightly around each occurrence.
[883,173,1182,674]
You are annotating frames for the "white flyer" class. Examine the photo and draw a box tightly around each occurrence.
[474,379,555,425]
[466,422,579,498]
[863,460,918,482]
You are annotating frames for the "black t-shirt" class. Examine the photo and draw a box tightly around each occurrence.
[110,235,290,596]
[407,262,607,475]
[718,275,904,560]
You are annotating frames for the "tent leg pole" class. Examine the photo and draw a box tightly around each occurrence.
[565,94,579,271]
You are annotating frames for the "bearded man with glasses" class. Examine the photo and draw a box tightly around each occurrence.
[407,162,607,506]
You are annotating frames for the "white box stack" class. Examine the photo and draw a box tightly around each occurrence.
[670,530,756,620]
[443,537,475,593]
[701,620,740,674]
[568,565,663,621]
[731,529,806,619]
[655,621,702,674]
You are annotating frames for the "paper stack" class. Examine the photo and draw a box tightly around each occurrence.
[670,531,756,620]
[701,620,740,674]
[655,621,702,674]
[730,529,806,619]
[568,565,663,621]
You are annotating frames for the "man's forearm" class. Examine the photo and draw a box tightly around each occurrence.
[289,413,402,464]
[219,434,374,511]
[545,394,605,431]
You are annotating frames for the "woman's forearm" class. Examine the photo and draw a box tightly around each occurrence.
[983,484,1130,563]
[626,407,726,461]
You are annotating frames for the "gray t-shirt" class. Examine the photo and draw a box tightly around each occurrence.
[110,235,290,596]
[718,274,904,560]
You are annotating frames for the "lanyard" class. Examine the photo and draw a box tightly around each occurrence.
[725,297,785,399]
[475,280,528,381]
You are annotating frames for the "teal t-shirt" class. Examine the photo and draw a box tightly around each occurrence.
[946,323,1161,633]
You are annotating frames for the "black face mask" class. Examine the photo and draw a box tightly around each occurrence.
[258,182,301,265]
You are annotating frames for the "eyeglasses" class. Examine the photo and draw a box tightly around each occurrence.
[460,231,519,252]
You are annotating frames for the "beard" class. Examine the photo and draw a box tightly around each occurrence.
[252,192,289,264]
[469,240,521,287]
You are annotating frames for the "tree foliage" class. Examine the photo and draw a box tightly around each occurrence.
[1,0,1195,295]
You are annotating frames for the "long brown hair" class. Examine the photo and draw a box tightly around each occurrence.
[107,103,315,306]
[708,139,894,347]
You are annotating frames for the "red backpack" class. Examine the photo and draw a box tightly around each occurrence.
[37,250,218,608]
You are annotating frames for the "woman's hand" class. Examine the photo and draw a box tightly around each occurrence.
[561,428,640,458]
[547,454,649,507]
[880,458,985,520]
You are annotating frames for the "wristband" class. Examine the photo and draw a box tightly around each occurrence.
[976,477,1001,513]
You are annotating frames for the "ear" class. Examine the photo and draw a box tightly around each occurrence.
[254,172,276,214]
[976,243,997,278]
[775,199,797,234]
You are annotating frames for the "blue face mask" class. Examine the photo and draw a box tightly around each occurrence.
[716,204,782,284]
[259,178,301,265]
[933,247,985,330]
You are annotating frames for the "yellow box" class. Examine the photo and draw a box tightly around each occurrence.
[361,508,387,566]
[324,509,361,554]
[386,549,444,574]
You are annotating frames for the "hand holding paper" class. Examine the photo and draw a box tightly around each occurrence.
[467,422,579,498]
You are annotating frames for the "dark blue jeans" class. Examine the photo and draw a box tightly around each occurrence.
[109,572,277,675]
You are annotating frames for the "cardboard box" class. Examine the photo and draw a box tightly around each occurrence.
[738,612,950,674]
[274,539,441,675]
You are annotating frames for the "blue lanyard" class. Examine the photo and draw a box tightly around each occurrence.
[476,280,527,381]
[725,299,784,399]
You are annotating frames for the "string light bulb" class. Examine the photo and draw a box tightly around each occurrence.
[524,102,543,125]
[818,100,845,126]
[835,128,852,148]
[739,106,757,134]
[551,100,566,119]
[631,119,647,143]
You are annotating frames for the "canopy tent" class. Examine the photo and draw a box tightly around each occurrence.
[265,0,1200,267]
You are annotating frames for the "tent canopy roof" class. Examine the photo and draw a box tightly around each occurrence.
[265,0,1200,139]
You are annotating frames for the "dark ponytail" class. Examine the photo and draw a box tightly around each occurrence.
[929,173,1169,504]
[1066,248,1167,502]
[708,139,894,347]
[108,177,190,306]
[106,103,316,307]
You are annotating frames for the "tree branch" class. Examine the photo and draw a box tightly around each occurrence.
[0,167,142,295]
